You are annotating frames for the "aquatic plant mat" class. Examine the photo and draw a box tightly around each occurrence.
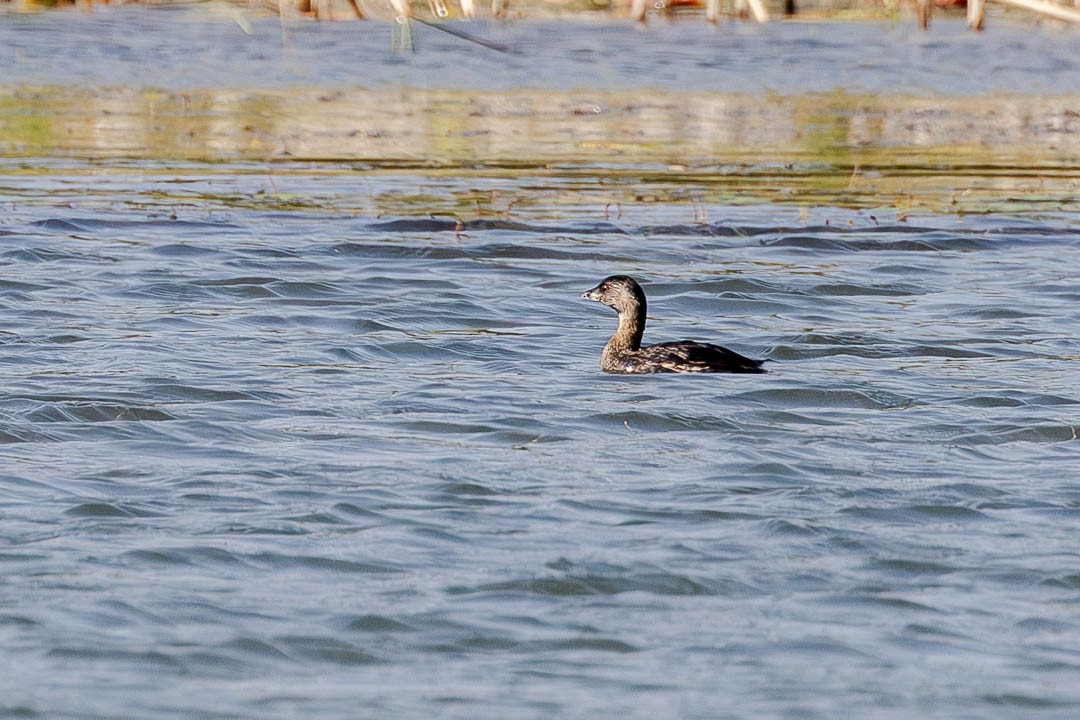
[2,86,1077,215]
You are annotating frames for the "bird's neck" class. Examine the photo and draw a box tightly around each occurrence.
[605,304,645,355]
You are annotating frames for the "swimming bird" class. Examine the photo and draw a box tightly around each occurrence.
[581,275,766,374]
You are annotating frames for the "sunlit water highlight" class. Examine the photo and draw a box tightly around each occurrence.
[1,7,1080,720]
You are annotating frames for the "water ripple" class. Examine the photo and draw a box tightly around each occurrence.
[2,187,1079,718]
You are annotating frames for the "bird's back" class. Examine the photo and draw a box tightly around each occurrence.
[604,340,766,374]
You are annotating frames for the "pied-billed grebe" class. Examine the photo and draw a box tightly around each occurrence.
[581,275,766,374]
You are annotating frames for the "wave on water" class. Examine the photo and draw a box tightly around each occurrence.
[2,194,1079,720]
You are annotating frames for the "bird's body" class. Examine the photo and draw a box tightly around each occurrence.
[581,275,765,375]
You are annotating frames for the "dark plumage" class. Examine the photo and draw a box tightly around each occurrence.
[581,275,766,374]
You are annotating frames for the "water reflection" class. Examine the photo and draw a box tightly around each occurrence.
[3,86,1078,166]
[2,87,1078,212]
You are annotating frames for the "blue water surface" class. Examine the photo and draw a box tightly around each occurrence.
[1,7,1079,720]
